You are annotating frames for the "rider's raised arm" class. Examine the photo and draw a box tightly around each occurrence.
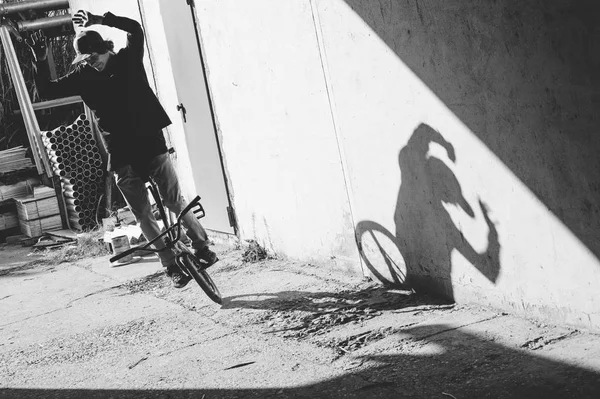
[101,12,145,59]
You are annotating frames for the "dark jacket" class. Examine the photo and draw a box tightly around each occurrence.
[34,12,171,171]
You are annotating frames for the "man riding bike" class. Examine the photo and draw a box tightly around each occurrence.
[26,9,218,288]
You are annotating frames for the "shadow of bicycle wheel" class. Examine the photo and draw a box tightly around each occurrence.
[355,220,408,289]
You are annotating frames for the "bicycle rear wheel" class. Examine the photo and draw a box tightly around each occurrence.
[179,253,222,304]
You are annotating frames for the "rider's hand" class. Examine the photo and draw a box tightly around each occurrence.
[24,30,48,62]
[445,141,456,163]
[72,10,103,28]
[479,199,496,232]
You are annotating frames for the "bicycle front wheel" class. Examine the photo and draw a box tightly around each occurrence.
[179,253,222,304]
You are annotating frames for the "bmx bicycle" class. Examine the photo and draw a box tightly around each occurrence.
[109,178,222,304]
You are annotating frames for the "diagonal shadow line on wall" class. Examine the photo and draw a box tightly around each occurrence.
[340,0,600,262]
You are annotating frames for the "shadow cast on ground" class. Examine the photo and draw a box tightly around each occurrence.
[2,324,599,398]
[220,287,448,313]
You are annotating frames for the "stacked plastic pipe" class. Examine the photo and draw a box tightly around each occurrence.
[40,114,104,231]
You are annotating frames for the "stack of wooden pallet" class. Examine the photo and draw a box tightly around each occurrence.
[0,178,40,201]
[15,186,62,237]
[0,146,35,174]
[0,178,39,235]
[0,212,18,231]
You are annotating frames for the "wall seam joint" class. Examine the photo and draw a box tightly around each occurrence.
[309,0,364,274]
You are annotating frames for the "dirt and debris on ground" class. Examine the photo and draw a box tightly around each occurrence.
[1,240,600,398]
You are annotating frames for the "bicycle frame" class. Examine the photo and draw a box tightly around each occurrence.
[109,178,205,263]
[109,178,222,304]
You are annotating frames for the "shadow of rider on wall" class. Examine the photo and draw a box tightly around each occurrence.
[394,123,500,299]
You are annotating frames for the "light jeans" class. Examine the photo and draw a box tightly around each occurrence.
[114,153,208,267]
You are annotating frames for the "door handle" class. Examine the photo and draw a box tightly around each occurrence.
[177,103,187,123]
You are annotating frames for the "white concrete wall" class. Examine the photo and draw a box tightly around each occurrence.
[97,0,600,330]
[191,0,359,270]
[312,0,600,329]
[187,0,599,330]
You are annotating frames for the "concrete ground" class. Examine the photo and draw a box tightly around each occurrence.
[1,241,600,398]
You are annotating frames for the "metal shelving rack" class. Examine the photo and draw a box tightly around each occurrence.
[0,0,105,231]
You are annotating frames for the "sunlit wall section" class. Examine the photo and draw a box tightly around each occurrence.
[315,0,600,329]
[192,0,360,270]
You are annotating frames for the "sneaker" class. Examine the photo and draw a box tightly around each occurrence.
[166,265,191,288]
[195,246,219,269]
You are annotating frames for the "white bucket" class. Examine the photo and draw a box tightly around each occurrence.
[111,235,132,263]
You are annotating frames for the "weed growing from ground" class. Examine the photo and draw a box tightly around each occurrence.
[242,240,270,263]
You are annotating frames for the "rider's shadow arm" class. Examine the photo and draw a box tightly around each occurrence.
[454,199,501,284]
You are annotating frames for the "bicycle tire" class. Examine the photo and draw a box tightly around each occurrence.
[179,253,222,304]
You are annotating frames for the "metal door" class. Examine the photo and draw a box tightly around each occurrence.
[157,0,234,234]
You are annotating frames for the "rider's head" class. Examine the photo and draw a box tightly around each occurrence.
[72,30,114,72]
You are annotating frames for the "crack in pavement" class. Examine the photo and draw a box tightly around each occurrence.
[0,285,125,328]
[0,308,66,329]
[65,284,125,308]
[139,331,237,364]
[521,330,581,350]
[414,314,505,342]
